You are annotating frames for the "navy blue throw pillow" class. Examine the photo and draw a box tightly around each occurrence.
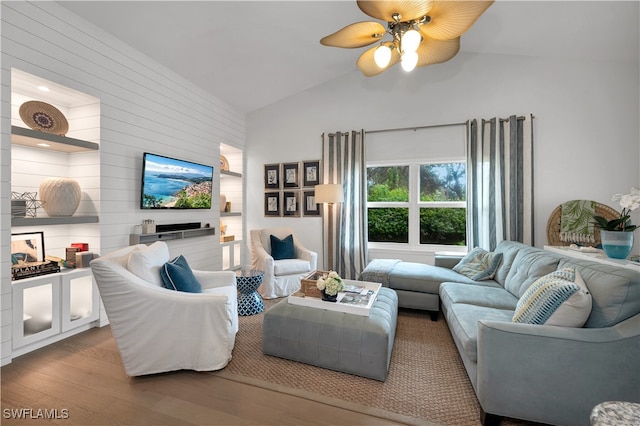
[270,234,295,260]
[160,255,202,293]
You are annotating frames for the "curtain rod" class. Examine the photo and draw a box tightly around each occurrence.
[366,122,465,134]
[366,115,535,135]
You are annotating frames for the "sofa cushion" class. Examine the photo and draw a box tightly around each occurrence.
[440,282,518,311]
[503,248,561,298]
[388,262,490,295]
[453,247,503,281]
[557,258,640,328]
[444,302,514,362]
[127,241,170,286]
[512,268,592,327]
[160,255,202,293]
[270,234,295,260]
[273,259,311,276]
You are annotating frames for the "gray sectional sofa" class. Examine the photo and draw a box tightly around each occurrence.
[360,240,640,426]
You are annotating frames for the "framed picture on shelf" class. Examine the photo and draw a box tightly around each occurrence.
[11,231,45,265]
[303,190,320,216]
[264,192,281,217]
[283,191,300,217]
[283,162,300,188]
[302,160,320,187]
[264,164,281,189]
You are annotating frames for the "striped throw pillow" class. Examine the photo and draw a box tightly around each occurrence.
[512,268,592,327]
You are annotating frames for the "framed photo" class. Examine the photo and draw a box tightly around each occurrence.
[11,232,45,265]
[283,191,300,217]
[264,191,281,217]
[282,163,300,188]
[303,160,321,187]
[303,190,320,216]
[264,164,281,190]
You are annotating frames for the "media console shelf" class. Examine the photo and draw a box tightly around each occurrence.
[129,227,216,245]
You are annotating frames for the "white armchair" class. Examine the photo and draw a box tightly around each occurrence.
[250,227,317,299]
[90,242,238,376]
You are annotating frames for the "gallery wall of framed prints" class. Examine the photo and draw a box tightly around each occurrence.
[263,160,321,217]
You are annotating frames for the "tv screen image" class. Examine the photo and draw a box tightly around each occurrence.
[141,152,213,209]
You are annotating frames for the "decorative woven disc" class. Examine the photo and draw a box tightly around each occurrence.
[19,101,69,136]
[220,155,230,171]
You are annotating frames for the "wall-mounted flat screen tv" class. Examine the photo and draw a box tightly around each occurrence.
[140,152,213,209]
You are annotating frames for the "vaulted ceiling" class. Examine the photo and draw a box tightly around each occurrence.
[58,1,640,114]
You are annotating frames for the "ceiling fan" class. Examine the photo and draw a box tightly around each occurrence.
[320,0,494,77]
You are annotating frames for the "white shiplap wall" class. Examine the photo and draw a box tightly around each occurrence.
[1,2,245,365]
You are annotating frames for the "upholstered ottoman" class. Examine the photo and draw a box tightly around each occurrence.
[262,287,398,381]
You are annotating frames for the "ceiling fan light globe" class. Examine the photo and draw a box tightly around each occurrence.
[401,29,421,53]
[401,51,419,72]
[374,45,392,68]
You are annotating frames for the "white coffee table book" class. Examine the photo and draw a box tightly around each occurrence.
[288,279,382,316]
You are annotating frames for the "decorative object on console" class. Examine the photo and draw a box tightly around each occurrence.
[592,187,639,259]
[19,100,69,135]
[547,200,619,247]
[39,177,81,216]
[315,270,344,302]
[141,219,156,234]
[320,0,493,76]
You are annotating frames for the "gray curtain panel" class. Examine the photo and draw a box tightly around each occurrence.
[321,130,367,280]
[466,114,534,250]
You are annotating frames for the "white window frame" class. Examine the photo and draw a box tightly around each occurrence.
[367,158,467,254]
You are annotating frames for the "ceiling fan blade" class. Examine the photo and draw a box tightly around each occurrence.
[320,21,387,48]
[420,1,494,40]
[357,45,401,77]
[416,36,460,67]
[357,0,434,23]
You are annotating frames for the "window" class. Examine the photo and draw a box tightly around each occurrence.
[367,162,466,247]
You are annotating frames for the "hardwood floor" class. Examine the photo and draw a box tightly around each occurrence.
[1,326,403,425]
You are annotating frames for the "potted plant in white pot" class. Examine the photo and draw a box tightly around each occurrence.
[592,187,639,259]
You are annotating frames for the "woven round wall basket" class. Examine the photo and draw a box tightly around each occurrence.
[39,177,81,217]
[19,100,69,136]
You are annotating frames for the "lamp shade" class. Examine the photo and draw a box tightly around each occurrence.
[314,184,344,203]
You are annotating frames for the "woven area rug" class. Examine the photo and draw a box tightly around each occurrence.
[212,299,536,426]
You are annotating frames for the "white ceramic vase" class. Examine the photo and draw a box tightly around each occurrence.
[39,177,81,216]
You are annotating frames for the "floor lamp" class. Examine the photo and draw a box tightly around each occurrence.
[314,183,343,271]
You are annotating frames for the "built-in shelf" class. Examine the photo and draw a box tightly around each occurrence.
[12,216,99,227]
[221,212,242,217]
[129,227,216,245]
[221,170,242,178]
[11,126,99,153]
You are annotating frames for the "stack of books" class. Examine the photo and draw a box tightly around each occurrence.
[11,261,61,281]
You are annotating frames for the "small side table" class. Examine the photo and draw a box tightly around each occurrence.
[236,269,264,316]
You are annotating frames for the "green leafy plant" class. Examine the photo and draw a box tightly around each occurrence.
[592,188,640,232]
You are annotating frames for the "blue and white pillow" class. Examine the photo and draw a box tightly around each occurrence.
[512,267,592,327]
[452,247,503,281]
[160,255,202,293]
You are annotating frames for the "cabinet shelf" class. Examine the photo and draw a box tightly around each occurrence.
[12,216,99,227]
[221,212,241,217]
[221,170,242,178]
[130,227,216,245]
[11,126,99,152]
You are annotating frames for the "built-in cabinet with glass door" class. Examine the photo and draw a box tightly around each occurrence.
[220,143,244,270]
[9,69,101,358]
